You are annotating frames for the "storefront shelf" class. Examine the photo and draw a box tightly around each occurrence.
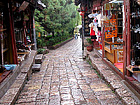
[104,40,123,45]
[126,66,140,73]
[104,46,112,53]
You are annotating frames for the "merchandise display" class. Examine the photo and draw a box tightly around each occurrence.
[88,10,102,49]
[103,1,124,72]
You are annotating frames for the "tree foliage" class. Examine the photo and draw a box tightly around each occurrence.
[34,0,81,36]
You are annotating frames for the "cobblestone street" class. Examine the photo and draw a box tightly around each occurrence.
[15,38,123,105]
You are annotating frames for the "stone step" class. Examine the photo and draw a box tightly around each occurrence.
[32,64,41,72]
[35,54,43,64]
[0,50,37,105]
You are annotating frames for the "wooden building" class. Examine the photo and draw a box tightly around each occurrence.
[75,0,140,94]
[0,0,45,83]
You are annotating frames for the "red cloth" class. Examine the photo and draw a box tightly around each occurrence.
[98,31,101,36]
[114,63,123,69]
[90,27,95,36]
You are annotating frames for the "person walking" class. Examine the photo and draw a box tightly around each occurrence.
[74,29,78,39]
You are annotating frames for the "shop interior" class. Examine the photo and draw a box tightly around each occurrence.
[13,2,34,64]
[0,5,17,83]
[88,9,102,52]
[103,0,124,73]
[0,1,34,83]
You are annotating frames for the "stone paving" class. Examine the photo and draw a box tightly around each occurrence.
[86,50,139,105]
[15,38,123,105]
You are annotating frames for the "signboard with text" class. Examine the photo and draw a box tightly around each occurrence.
[84,13,90,36]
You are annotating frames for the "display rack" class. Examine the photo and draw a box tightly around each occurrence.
[126,65,140,73]
[103,5,123,64]
[104,40,123,63]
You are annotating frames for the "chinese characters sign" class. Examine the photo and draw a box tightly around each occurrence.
[84,13,90,36]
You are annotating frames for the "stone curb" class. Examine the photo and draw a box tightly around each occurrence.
[0,50,37,105]
[48,37,74,50]
[85,50,139,105]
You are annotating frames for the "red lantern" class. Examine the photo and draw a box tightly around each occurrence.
[79,11,84,16]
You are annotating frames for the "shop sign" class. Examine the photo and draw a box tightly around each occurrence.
[84,13,90,36]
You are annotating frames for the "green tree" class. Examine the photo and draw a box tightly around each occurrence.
[34,0,81,36]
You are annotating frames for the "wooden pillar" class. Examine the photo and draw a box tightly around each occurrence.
[123,0,127,79]
[8,1,18,64]
[101,5,105,58]
[0,27,3,72]
[29,9,32,42]
[126,0,131,75]
[23,21,27,45]
[123,0,131,77]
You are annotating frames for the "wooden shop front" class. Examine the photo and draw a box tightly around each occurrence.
[0,1,18,83]
[102,0,124,73]
[123,0,140,94]
[0,0,45,83]
[101,0,140,94]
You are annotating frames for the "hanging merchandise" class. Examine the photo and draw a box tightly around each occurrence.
[89,22,95,36]
[88,14,95,18]
[88,13,98,18]
[93,17,98,26]
[89,22,96,41]
[96,13,102,27]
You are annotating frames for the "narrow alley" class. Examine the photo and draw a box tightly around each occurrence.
[1,0,140,105]
[15,38,123,105]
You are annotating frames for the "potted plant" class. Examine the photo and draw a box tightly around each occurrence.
[86,38,93,52]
